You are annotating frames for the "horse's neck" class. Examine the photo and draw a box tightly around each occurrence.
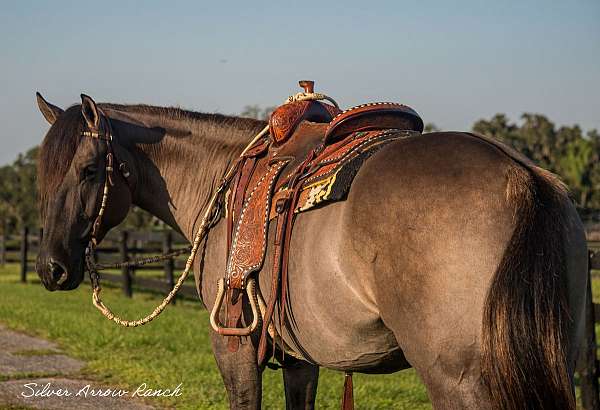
[109,109,257,240]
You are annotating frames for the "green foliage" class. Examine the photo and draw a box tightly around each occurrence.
[424,123,440,133]
[473,114,600,209]
[240,105,275,121]
[0,147,39,234]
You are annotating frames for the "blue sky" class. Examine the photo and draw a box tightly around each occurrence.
[1,0,598,165]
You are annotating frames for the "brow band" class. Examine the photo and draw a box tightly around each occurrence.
[82,131,111,140]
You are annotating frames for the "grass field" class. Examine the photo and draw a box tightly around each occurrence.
[0,264,430,409]
[2,263,598,409]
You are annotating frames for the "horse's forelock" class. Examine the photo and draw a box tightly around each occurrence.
[38,105,85,219]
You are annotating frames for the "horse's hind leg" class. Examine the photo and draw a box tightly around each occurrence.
[407,349,491,409]
[281,357,319,409]
[378,260,496,410]
[211,332,263,409]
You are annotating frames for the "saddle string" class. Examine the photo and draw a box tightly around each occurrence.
[86,91,337,327]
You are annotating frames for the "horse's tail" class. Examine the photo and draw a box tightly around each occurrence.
[481,164,574,410]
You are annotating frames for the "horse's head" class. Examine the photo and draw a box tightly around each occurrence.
[35,93,134,291]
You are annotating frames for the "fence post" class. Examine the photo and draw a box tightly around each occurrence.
[37,228,43,274]
[163,231,175,304]
[20,227,29,283]
[0,233,5,267]
[120,230,132,297]
[579,250,600,410]
[0,217,6,267]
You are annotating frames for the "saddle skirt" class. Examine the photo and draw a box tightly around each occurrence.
[220,81,423,362]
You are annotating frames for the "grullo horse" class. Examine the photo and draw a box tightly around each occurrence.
[35,93,587,409]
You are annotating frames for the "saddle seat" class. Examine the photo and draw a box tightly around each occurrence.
[269,80,423,147]
[216,81,424,363]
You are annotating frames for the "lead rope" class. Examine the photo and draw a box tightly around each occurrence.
[87,188,223,326]
[93,246,191,271]
[87,86,338,327]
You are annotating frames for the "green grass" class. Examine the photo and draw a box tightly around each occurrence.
[0,372,62,383]
[0,264,430,409]
[3,263,597,409]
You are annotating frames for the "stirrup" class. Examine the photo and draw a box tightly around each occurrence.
[210,277,260,336]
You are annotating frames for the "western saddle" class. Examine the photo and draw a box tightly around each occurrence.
[210,81,423,367]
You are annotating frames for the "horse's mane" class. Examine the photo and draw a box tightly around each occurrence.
[38,103,265,218]
[102,104,262,130]
[38,105,85,219]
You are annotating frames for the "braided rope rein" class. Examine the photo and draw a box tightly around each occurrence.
[87,190,222,327]
[87,89,337,327]
[94,246,191,270]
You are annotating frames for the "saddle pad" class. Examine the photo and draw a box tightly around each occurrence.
[226,159,290,289]
[270,129,419,218]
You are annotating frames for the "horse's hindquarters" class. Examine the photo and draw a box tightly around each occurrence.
[333,131,586,409]
[332,132,523,407]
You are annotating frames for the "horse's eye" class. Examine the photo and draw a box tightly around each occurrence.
[82,165,97,180]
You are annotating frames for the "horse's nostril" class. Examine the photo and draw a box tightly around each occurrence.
[48,261,67,285]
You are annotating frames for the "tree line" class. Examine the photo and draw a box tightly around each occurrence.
[1,109,598,234]
[472,114,600,210]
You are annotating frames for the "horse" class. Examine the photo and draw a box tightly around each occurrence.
[34,92,588,409]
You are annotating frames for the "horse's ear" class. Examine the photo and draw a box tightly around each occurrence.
[80,94,100,129]
[36,92,64,125]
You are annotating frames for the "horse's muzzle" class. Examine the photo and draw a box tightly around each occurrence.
[49,260,68,286]
[36,256,77,291]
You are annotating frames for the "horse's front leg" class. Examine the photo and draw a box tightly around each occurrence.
[211,332,263,409]
[281,357,319,410]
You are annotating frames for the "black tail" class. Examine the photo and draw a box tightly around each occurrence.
[481,165,574,410]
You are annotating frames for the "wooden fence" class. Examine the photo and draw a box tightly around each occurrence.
[1,230,600,408]
[583,245,600,409]
[0,227,198,300]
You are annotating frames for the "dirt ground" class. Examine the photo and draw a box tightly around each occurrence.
[0,324,155,410]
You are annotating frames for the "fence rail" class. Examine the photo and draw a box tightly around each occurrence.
[0,228,197,302]
[2,229,600,408]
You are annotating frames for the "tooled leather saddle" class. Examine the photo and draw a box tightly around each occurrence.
[212,81,423,364]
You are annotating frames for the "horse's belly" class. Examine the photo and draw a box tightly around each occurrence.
[274,202,409,372]
[279,312,410,372]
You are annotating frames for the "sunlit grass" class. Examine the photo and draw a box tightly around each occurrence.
[0,264,430,409]
[4,263,597,409]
